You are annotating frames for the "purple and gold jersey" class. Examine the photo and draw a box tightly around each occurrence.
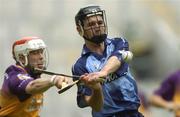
[154,70,180,117]
[138,91,149,116]
[0,65,43,117]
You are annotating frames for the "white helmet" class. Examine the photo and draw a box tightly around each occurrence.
[12,36,48,69]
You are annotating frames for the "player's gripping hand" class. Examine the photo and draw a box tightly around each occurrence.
[166,102,180,112]
[80,73,105,90]
[50,75,69,89]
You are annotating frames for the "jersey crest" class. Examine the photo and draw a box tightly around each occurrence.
[17,74,31,80]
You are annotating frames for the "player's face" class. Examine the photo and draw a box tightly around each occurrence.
[83,15,106,39]
[27,49,45,69]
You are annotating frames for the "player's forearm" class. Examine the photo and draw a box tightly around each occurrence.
[101,56,121,75]
[85,84,103,112]
[26,78,53,94]
[150,95,170,109]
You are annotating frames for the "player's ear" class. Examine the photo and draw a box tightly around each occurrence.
[76,25,84,36]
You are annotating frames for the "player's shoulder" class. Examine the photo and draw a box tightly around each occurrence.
[167,70,180,81]
[160,70,180,85]
[4,65,30,81]
[73,56,87,68]
[5,65,24,74]
[173,69,180,74]
[72,57,87,76]
[6,65,29,77]
[107,36,128,43]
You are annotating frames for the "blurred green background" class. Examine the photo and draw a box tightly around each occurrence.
[0,0,179,117]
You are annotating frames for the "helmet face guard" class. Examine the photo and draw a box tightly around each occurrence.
[75,5,108,44]
[12,37,49,70]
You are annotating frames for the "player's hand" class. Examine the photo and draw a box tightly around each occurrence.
[87,71,107,81]
[80,72,105,90]
[53,76,70,89]
[166,102,180,112]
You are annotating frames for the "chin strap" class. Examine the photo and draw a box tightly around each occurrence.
[83,34,107,44]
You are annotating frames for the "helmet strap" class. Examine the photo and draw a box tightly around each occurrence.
[83,34,107,44]
[17,54,27,67]
[24,55,28,66]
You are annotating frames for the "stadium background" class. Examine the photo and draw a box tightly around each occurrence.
[0,0,179,116]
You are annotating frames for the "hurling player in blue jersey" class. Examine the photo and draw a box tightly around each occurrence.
[72,5,143,117]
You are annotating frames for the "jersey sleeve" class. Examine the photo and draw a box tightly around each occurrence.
[113,37,129,51]
[72,61,93,108]
[110,37,129,62]
[154,74,176,101]
[8,73,34,101]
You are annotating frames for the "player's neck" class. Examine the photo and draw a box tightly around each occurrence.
[86,42,104,55]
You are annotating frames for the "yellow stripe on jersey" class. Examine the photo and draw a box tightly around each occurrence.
[173,90,180,116]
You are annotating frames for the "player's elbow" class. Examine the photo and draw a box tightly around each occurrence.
[77,101,88,108]
[77,97,88,108]
[77,100,102,112]
[78,104,86,108]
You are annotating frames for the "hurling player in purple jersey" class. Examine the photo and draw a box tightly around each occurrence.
[138,90,151,117]
[72,5,143,117]
[150,70,180,117]
[0,36,70,117]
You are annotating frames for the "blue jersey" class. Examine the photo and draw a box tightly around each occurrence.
[72,37,140,117]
